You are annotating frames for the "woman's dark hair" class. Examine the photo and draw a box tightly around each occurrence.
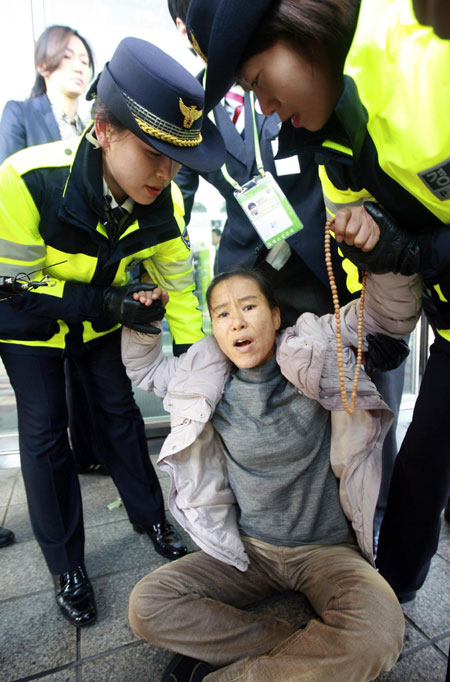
[31,25,95,98]
[90,97,126,132]
[167,0,191,24]
[239,0,360,77]
[206,267,279,314]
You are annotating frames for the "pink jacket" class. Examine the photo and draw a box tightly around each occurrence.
[122,272,422,569]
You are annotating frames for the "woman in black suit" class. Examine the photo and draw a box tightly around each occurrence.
[0,25,94,161]
[0,26,103,473]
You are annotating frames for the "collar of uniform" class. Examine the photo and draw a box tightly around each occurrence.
[59,133,182,258]
[333,76,368,162]
[102,177,135,214]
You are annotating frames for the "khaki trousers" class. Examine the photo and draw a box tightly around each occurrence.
[129,538,404,682]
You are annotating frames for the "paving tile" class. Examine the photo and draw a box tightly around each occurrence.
[0,590,77,681]
[375,644,448,681]
[0,536,50,600]
[80,474,174,529]
[3,501,34,542]
[401,554,450,638]
[437,516,450,562]
[23,670,78,681]
[83,512,196,581]
[8,470,27,506]
[83,519,165,579]
[80,567,155,657]
[1,466,171,534]
[78,473,129,528]
[26,669,78,681]
[436,635,450,657]
[0,467,20,506]
[401,620,429,653]
[80,642,172,682]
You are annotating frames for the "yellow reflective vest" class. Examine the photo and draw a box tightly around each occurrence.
[0,131,203,352]
[278,0,450,340]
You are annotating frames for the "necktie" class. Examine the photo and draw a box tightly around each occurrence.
[225,90,244,125]
[105,198,129,243]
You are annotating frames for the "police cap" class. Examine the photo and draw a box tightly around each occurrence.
[87,37,225,173]
[186,0,273,111]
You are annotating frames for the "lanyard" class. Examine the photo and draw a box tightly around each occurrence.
[208,89,265,191]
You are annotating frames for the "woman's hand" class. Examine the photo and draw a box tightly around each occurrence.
[334,201,422,275]
[132,284,169,308]
[333,205,380,251]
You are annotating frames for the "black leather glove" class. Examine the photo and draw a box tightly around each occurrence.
[339,202,421,275]
[102,283,165,334]
[365,333,410,376]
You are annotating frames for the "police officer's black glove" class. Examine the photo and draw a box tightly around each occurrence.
[102,283,165,334]
[365,333,410,376]
[339,202,421,275]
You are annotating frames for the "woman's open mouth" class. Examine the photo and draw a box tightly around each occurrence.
[234,338,252,349]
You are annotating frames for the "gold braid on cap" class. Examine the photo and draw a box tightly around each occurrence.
[189,30,208,63]
[123,92,202,148]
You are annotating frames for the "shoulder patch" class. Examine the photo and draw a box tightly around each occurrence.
[181,225,191,250]
[418,158,450,201]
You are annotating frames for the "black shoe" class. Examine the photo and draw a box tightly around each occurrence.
[396,590,417,604]
[161,653,215,682]
[0,526,14,548]
[53,564,97,627]
[133,521,187,560]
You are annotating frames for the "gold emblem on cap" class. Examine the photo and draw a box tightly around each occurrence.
[123,92,202,147]
[179,98,203,129]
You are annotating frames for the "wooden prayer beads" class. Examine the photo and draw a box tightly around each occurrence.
[325,218,368,414]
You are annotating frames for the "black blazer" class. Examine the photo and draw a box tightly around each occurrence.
[174,91,347,296]
[0,94,61,164]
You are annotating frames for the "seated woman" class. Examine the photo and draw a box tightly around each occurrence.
[122,266,421,682]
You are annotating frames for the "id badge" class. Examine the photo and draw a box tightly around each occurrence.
[234,172,303,248]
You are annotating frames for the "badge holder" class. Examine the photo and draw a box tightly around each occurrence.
[208,89,304,267]
[210,90,303,249]
[234,171,303,249]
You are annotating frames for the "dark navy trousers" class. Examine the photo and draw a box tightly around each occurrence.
[1,329,165,574]
[376,337,450,595]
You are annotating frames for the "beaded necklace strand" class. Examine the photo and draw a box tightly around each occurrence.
[324,218,368,414]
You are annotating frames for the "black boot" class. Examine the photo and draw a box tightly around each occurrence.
[161,653,215,682]
[133,521,187,560]
[0,526,14,548]
[53,564,97,627]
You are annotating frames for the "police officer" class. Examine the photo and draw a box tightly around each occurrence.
[185,0,450,608]
[0,37,224,627]
[168,0,350,326]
